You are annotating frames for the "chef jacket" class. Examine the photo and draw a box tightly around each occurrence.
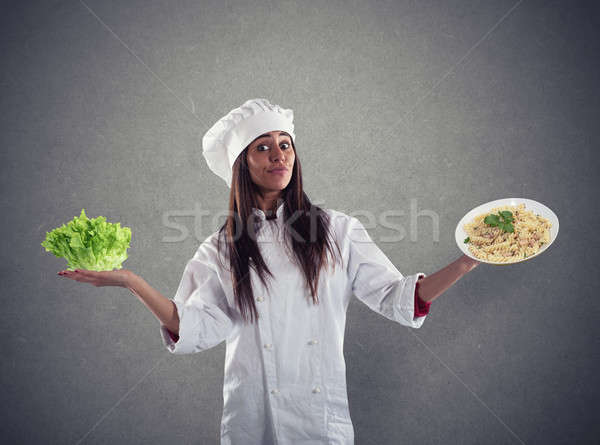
[160,201,431,445]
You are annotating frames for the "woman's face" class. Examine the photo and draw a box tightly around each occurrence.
[246,130,295,194]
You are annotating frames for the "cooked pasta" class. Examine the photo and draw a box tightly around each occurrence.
[463,203,552,263]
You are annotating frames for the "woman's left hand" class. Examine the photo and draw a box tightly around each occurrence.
[461,254,481,271]
[57,269,132,288]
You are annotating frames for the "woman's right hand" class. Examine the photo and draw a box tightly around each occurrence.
[58,269,132,288]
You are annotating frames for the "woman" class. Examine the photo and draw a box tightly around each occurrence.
[59,98,480,445]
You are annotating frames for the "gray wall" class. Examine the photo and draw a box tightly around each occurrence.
[2,0,598,444]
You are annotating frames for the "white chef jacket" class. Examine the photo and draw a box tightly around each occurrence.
[160,201,428,445]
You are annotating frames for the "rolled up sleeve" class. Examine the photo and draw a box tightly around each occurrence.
[346,216,429,328]
[414,279,432,317]
[160,244,235,354]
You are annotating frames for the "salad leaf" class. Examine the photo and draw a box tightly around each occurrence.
[484,214,500,226]
[484,210,514,233]
[498,211,514,222]
[41,209,132,271]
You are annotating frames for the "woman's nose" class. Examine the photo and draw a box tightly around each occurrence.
[270,145,286,161]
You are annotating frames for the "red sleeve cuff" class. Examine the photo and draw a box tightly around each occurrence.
[414,279,431,317]
[167,329,179,342]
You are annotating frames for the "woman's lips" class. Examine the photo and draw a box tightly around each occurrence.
[268,168,288,175]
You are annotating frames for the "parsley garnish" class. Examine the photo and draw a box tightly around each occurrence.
[484,210,515,233]
[464,237,470,243]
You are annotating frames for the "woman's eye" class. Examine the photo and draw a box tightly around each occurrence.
[258,142,290,151]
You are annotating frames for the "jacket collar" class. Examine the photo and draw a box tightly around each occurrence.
[251,199,285,222]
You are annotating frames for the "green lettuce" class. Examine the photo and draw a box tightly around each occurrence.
[41,209,132,271]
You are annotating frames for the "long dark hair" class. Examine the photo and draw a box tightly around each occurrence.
[215,137,343,324]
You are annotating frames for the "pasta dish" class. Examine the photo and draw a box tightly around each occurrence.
[463,203,552,263]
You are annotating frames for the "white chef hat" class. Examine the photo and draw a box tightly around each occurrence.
[201,98,296,189]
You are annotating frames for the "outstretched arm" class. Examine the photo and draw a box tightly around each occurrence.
[126,273,180,336]
[416,254,480,304]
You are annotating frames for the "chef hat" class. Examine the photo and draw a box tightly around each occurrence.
[201,98,296,189]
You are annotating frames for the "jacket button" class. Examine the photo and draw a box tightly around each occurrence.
[271,389,279,395]
[256,296,264,302]
[312,386,321,394]
[264,343,272,349]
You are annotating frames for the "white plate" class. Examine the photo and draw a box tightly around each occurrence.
[455,198,559,265]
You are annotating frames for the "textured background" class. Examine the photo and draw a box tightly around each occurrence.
[2,0,598,444]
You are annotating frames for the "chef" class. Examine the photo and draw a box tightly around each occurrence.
[59,98,480,444]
